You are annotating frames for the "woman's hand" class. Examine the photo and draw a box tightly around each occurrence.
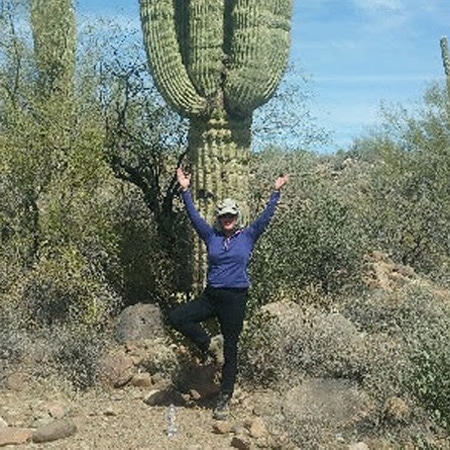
[177,167,191,191]
[275,173,289,191]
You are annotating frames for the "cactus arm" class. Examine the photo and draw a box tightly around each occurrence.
[30,0,76,98]
[440,36,450,115]
[440,36,450,77]
[139,0,207,116]
[188,0,224,99]
[224,0,293,116]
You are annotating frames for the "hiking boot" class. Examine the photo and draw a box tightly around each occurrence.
[213,392,231,420]
[208,334,224,366]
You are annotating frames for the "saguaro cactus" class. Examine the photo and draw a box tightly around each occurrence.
[139,0,293,288]
[30,0,76,100]
[440,36,450,113]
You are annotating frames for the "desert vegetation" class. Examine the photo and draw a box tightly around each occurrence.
[1,1,450,448]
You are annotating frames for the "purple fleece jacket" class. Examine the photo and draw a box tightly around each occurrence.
[181,189,280,288]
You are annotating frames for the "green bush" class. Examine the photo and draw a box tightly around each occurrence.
[239,302,368,388]
[50,324,108,390]
[248,148,368,305]
[342,282,450,430]
[18,248,121,327]
[347,85,450,283]
[0,303,32,372]
[404,289,450,431]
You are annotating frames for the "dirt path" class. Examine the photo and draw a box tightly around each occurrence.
[1,384,266,450]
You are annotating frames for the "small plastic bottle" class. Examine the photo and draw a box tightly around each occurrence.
[167,403,177,438]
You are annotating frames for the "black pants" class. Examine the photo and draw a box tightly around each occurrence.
[168,286,248,395]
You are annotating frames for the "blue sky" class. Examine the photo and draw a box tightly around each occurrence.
[77,0,449,152]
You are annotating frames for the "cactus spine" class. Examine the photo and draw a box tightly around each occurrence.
[140,0,293,288]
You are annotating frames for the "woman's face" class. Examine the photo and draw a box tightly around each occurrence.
[219,213,238,233]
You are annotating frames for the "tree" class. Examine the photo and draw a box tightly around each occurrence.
[104,62,196,293]
[346,82,450,281]
[0,2,125,324]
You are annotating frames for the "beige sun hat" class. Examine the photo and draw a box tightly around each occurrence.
[216,198,239,216]
[214,198,243,231]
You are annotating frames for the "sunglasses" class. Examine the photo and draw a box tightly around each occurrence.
[219,213,237,220]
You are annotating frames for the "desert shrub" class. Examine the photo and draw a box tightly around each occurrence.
[347,85,450,283]
[403,288,450,431]
[17,248,121,327]
[137,338,180,379]
[47,324,108,390]
[239,309,285,387]
[241,286,446,410]
[341,283,450,430]
[0,297,110,390]
[112,184,178,306]
[248,148,368,305]
[0,9,179,317]
[239,301,369,388]
[0,302,33,375]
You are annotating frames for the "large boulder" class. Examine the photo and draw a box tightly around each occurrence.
[114,303,166,344]
[97,348,134,388]
[278,379,374,448]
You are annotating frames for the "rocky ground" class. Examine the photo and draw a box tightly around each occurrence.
[0,382,253,449]
[2,255,450,449]
[0,371,303,450]
[1,360,393,450]
[2,368,441,450]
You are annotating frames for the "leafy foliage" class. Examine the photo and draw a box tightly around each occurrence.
[248,148,368,306]
[347,86,450,282]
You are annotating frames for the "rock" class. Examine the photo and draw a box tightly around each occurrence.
[231,434,252,450]
[32,418,77,443]
[280,379,374,447]
[103,408,117,417]
[45,401,68,420]
[0,427,32,446]
[245,417,267,439]
[212,421,232,434]
[130,373,152,388]
[130,339,180,379]
[283,378,373,425]
[189,389,202,401]
[4,372,30,391]
[231,424,245,435]
[255,436,271,448]
[383,396,410,424]
[143,386,186,407]
[176,362,220,399]
[362,438,387,449]
[0,418,8,429]
[144,389,168,406]
[97,348,134,388]
[115,303,166,344]
[348,443,370,450]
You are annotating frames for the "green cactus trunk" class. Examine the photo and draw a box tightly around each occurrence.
[188,109,252,288]
[30,0,76,175]
[440,36,450,115]
[30,0,76,101]
[140,0,293,290]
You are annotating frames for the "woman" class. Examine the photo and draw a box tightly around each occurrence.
[169,167,289,420]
